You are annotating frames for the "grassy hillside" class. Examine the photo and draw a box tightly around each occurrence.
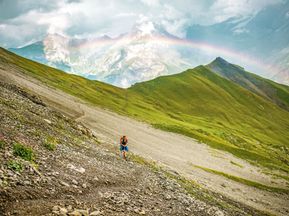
[207,57,289,111]
[129,66,289,172]
[1,47,289,173]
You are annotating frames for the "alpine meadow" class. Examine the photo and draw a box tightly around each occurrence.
[1,48,288,172]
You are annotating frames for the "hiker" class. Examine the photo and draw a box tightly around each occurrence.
[120,135,128,160]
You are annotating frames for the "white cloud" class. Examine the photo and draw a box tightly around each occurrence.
[209,0,283,23]
[140,0,160,7]
[0,0,283,47]
[37,11,71,35]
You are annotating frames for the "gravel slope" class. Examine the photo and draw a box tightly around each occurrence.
[1,81,235,216]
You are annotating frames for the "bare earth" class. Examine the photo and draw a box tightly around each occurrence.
[1,67,289,216]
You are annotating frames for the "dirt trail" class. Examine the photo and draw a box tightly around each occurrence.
[1,68,289,216]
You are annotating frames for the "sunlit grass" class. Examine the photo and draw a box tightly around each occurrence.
[193,165,289,194]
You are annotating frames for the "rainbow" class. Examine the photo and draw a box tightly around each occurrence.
[71,34,285,78]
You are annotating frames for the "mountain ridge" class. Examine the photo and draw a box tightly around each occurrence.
[207,57,289,111]
[1,47,288,173]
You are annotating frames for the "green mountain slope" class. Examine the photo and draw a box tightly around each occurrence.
[207,57,289,111]
[0,47,288,172]
[129,66,289,171]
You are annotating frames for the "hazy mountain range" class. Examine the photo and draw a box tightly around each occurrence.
[9,20,195,87]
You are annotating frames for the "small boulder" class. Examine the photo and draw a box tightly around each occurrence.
[165,194,171,200]
[67,164,85,174]
[52,205,60,214]
[75,209,89,216]
[52,205,60,211]
[59,207,68,215]
[68,210,81,216]
[90,210,101,215]
[72,179,78,185]
[44,119,52,124]
[139,209,146,215]
[60,181,70,187]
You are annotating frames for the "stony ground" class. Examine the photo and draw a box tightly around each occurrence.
[0,81,270,216]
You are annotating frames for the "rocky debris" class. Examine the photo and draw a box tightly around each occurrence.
[67,163,86,174]
[1,81,46,106]
[52,206,91,216]
[0,81,265,216]
[76,124,93,138]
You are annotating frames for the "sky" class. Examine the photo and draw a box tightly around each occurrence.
[0,0,283,48]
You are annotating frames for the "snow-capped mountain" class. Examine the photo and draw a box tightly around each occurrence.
[85,20,192,87]
[9,20,193,87]
[43,34,70,68]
